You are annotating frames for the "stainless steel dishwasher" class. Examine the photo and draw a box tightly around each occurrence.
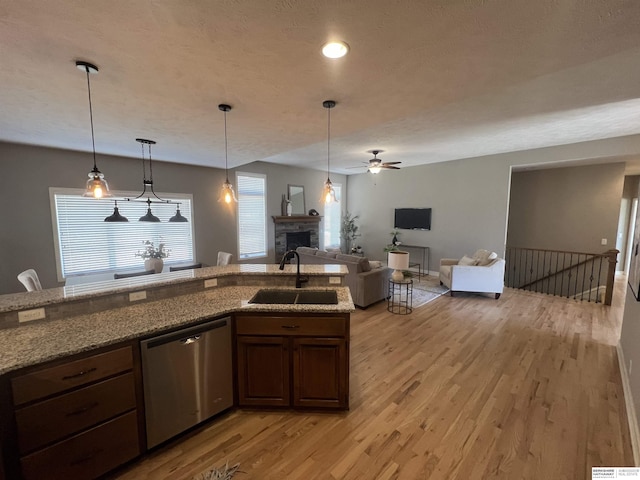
[141,317,233,448]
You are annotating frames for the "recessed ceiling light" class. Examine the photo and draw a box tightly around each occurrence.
[322,41,349,59]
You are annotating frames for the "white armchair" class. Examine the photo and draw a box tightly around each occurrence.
[439,249,505,299]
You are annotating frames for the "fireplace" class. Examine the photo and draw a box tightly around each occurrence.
[286,231,311,251]
[272,215,321,261]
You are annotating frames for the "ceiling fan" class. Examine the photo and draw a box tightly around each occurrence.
[348,150,401,174]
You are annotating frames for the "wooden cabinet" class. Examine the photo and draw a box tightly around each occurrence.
[5,343,142,480]
[235,313,349,409]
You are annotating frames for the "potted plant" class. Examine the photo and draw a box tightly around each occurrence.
[341,212,361,253]
[383,230,402,252]
[136,240,170,273]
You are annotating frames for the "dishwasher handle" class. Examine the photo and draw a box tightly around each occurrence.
[180,335,201,345]
[143,318,229,350]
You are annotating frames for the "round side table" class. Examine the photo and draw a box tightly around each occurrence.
[388,278,413,314]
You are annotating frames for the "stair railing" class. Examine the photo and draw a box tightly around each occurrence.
[504,247,618,305]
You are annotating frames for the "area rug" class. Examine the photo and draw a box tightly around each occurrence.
[194,462,241,479]
[411,275,449,307]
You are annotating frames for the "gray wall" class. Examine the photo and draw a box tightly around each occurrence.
[346,155,512,271]
[0,142,345,294]
[506,163,626,252]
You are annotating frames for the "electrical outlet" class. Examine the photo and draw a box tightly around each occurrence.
[204,278,218,288]
[129,291,147,302]
[329,277,342,285]
[18,308,46,323]
[601,238,608,246]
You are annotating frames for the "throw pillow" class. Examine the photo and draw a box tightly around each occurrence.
[458,255,478,266]
[369,260,383,269]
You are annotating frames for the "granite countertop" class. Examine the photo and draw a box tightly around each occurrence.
[0,264,348,313]
[0,285,354,375]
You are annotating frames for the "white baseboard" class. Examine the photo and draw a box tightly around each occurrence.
[617,343,640,466]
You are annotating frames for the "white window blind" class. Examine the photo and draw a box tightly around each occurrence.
[324,183,342,249]
[51,189,195,280]
[237,172,267,259]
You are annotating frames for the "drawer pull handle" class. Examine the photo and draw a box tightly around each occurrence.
[66,402,99,417]
[281,325,300,329]
[62,367,97,380]
[69,448,103,466]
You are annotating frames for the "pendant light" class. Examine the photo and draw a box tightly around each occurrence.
[77,61,111,199]
[121,138,187,223]
[169,205,188,222]
[104,200,128,222]
[218,104,238,204]
[321,100,337,204]
[139,198,160,222]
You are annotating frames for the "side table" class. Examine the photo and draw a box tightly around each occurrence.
[388,278,413,315]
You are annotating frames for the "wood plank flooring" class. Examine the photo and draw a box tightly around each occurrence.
[111,278,633,479]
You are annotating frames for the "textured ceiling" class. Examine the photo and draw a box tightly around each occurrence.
[1,0,640,175]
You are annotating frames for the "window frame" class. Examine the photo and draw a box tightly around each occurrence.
[323,182,342,250]
[236,172,268,260]
[50,187,196,282]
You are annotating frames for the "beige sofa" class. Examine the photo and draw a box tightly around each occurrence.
[296,247,391,308]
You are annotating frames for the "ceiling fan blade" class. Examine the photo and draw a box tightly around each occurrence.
[345,165,366,169]
[381,161,401,166]
[382,165,401,170]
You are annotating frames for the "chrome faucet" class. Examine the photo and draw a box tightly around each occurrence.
[279,250,309,288]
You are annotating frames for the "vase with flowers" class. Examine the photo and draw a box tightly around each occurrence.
[136,240,170,273]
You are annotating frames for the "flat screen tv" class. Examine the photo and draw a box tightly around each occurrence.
[394,208,431,230]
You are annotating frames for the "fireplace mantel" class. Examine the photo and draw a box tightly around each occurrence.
[272,215,322,224]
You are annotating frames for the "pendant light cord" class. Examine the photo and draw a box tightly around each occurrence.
[84,68,97,170]
[224,109,229,182]
[327,105,331,180]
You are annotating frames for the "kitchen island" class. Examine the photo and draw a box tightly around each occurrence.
[0,264,354,480]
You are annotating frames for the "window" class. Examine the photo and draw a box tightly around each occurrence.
[323,183,342,249]
[51,188,195,281]
[237,172,267,259]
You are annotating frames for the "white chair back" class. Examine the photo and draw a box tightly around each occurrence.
[217,252,233,266]
[18,269,42,292]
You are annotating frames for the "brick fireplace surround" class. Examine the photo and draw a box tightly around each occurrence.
[273,215,321,262]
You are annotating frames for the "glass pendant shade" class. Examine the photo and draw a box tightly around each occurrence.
[322,100,337,204]
[369,165,382,174]
[104,201,128,222]
[218,104,237,204]
[139,199,160,222]
[169,205,188,222]
[83,166,110,198]
[77,61,111,198]
[322,178,337,204]
[219,178,238,204]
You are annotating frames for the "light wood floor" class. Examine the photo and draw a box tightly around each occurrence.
[112,278,633,480]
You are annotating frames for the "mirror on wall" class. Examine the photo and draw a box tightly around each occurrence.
[288,185,306,215]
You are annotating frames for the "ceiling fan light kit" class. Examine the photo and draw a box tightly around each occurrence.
[77,61,111,199]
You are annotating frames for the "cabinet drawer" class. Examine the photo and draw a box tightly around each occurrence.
[20,410,139,480]
[236,315,346,337]
[15,372,137,454]
[11,346,133,405]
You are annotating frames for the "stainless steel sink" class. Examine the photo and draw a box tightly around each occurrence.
[249,289,338,305]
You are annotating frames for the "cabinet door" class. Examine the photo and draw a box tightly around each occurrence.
[292,338,348,409]
[237,336,290,407]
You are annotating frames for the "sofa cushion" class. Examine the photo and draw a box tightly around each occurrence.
[316,250,338,259]
[297,247,318,255]
[459,255,478,266]
[335,254,371,272]
[359,257,372,272]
